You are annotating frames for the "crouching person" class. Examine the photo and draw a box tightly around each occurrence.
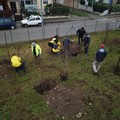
[31,42,42,63]
[11,54,26,74]
[52,44,61,55]
[48,35,58,48]
[92,44,107,74]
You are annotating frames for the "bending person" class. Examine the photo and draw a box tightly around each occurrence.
[31,42,42,63]
[11,54,26,74]
[93,44,107,74]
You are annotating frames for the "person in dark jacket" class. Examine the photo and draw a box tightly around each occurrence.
[63,36,72,56]
[76,27,86,45]
[92,44,107,73]
[83,33,90,54]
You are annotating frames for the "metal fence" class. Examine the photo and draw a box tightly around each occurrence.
[0,17,120,44]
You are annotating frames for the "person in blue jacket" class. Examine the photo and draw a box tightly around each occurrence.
[93,43,107,73]
[83,33,90,55]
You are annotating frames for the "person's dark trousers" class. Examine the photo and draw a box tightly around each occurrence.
[84,46,88,54]
[48,42,53,48]
[15,62,26,73]
[84,43,88,54]
[78,36,83,45]
[78,36,80,45]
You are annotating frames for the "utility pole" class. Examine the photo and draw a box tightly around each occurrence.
[91,0,94,13]
[73,0,75,9]
[40,0,44,38]
[23,0,26,8]
[108,0,113,14]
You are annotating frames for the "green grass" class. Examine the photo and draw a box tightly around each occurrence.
[0,30,120,120]
[70,8,89,17]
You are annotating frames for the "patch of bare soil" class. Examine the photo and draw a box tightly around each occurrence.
[0,59,13,79]
[45,85,86,119]
[105,39,120,45]
[0,58,10,65]
[114,66,120,76]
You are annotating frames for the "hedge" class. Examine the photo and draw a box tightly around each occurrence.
[80,1,120,13]
[93,3,109,13]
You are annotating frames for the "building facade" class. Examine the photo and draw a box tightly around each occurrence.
[7,0,54,13]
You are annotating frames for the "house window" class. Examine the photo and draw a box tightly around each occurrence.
[0,5,3,11]
[43,0,48,4]
[26,1,31,4]
[10,2,17,13]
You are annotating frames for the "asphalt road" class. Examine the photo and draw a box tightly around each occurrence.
[0,16,120,44]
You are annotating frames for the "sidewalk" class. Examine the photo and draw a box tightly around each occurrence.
[17,13,120,24]
[43,14,99,23]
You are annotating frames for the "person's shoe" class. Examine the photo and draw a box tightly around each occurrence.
[93,72,100,76]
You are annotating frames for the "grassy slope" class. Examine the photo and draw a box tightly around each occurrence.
[0,30,120,120]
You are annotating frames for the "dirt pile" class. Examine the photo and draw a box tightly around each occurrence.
[45,85,86,119]
[69,43,82,56]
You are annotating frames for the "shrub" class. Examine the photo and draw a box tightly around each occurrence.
[50,7,69,15]
[93,3,109,13]
[80,0,120,13]
[44,3,70,16]
[112,5,120,12]
[44,4,53,15]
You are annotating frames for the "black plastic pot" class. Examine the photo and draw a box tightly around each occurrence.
[60,72,68,81]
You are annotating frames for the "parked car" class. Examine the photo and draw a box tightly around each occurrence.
[21,15,43,27]
[0,18,16,30]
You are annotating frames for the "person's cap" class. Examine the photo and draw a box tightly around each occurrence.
[32,42,36,47]
[100,43,105,48]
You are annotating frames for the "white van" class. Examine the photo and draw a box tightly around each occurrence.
[21,15,42,27]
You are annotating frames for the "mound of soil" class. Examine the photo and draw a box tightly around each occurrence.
[45,85,86,119]
[69,43,82,56]
[0,64,13,79]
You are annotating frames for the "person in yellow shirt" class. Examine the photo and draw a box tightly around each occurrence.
[11,54,26,73]
[31,42,42,63]
[48,35,58,48]
[52,43,62,55]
